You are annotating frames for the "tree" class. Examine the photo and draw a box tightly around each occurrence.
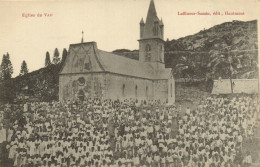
[61,48,68,67]
[0,52,13,80]
[172,56,189,79]
[52,48,60,64]
[224,33,235,94]
[0,79,15,103]
[19,60,29,76]
[172,55,199,82]
[45,51,51,66]
[238,54,258,79]
[5,53,13,78]
[0,55,4,80]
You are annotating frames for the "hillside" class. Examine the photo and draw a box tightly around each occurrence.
[112,49,139,60]
[167,20,258,80]
[114,20,258,80]
[166,20,257,52]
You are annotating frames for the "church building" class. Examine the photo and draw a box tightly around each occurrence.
[59,0,175,103]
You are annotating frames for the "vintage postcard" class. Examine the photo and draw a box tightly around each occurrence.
[0,0,260,166]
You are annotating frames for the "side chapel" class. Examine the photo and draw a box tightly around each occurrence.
[59,0,175,103]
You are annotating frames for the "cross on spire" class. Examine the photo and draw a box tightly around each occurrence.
[81,31,84,43]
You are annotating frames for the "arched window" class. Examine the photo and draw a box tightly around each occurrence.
[153,23,158,36]
[145,44,151,61]
[135,85,138,97]
[122,84,125,97]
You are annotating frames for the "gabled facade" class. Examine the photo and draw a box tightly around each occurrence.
[59,0,175,103]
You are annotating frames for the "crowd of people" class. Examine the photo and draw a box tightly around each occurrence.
[0,95,259,166]
[175,96,259,166]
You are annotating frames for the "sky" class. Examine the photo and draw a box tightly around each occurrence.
[0,0,259,77]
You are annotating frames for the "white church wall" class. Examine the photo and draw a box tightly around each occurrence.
[106,74,154,101]
[59,72,170,102]
[153,80,168,102]
[59,73,107,102]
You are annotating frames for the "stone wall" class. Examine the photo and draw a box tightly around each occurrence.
[212,79,258,94]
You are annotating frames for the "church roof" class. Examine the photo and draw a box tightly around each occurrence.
[98,49,171,80]
[59,42,171,80]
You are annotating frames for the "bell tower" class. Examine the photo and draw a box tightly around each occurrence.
[138,0,165,67]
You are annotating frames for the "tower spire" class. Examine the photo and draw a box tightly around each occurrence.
[81,31,84,43]
[146,0,157,24]
[140,18,144,24]
[138,0,165,64]
[140,0,163,39]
